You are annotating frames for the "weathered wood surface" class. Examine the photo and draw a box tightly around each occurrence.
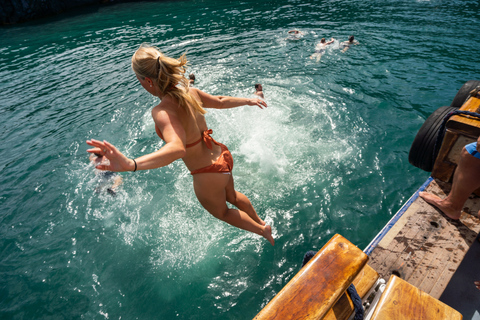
[370,275,463,320]
[254,234,368,320]
[323,265,378,320]
[368,179,480,299]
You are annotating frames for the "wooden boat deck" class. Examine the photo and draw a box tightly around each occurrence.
[368,178,480,299]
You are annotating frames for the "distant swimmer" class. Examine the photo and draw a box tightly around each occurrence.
[340,35,359,53]
[286,29,304,41]
[87,45,274,246]
[310,37,335,62]
[90,152,123,196]
[188,73,195,86]
[254,83,264,99]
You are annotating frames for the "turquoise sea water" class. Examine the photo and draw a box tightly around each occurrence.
[1,0,480,319]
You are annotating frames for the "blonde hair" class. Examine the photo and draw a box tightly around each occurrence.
[131,44,206,115]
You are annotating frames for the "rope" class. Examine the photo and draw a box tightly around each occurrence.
[434,110,480,159]
[301,251,364,320]
[301,250,316,267]
[347,284,364,320]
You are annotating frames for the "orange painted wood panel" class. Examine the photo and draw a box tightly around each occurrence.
[254,234,368,320]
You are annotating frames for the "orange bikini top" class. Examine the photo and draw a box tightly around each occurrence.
[155,125,216,149]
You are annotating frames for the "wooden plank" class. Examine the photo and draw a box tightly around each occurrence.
[323,265,379,320]
[382,211,442,283]
[375,201,425,249]
[369,203,429,279]
[429,260,457,298]
[370,275,463,320]
[368,179,480,298]
[417,248,450,293]
[253,234,368,320]
[411,209,479,295]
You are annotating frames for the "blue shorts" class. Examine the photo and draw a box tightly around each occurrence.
[465,142,480,159]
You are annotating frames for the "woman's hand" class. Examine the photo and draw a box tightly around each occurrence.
[248,98,268,109]
[86,139,134,172]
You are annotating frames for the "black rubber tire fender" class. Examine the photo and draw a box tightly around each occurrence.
[409,106,457,172]
[450,80,480,108]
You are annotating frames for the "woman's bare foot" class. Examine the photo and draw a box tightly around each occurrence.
[419,192,462,220]
[475,281,480,290]
[263,225,275,246]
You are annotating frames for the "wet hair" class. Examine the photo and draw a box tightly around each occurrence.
[349,35,354,42]
[131,44,206,115]
[93,153,102,157]
[321,38,326,43]
[255,83,262,90]
[189,73,195,80]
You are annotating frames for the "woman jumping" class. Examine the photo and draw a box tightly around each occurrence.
[86,44,274,245]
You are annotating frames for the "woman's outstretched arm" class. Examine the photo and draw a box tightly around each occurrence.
[86,107,186,172]
[192,88,267,110]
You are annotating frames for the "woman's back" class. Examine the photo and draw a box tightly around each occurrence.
[154,88,224,172]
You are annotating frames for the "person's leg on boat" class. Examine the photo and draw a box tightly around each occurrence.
[420,143,480,219]
[193,173,274,245]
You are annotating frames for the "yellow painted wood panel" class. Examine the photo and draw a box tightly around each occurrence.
[254,234,368,320]
[323,265,379,320]
[370,276,462,320]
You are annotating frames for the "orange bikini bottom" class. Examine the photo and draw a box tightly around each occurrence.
[190,142,234,175]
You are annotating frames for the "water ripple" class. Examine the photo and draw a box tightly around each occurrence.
[1,0,479,319]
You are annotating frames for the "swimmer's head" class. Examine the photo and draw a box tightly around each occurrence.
[321,38,326,43]
[90,153,103,163]
[349,35,355,42]
[255,83,263,91]
[189,73,195,80]
[288,30,299,34]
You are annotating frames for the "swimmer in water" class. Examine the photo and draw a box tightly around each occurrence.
[86,44,274,246]
[188,73,195,86]
[340,35,359,53]
[310,37,335,62]
[254,83,264,99]
[286,29,304,40]
[90,152,123,196]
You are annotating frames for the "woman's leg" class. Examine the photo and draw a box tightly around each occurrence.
[225,174,265,226]
[193,173,274,245]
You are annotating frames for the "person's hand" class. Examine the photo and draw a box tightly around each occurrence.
[86,139,134,172]
[248,98,267,109]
